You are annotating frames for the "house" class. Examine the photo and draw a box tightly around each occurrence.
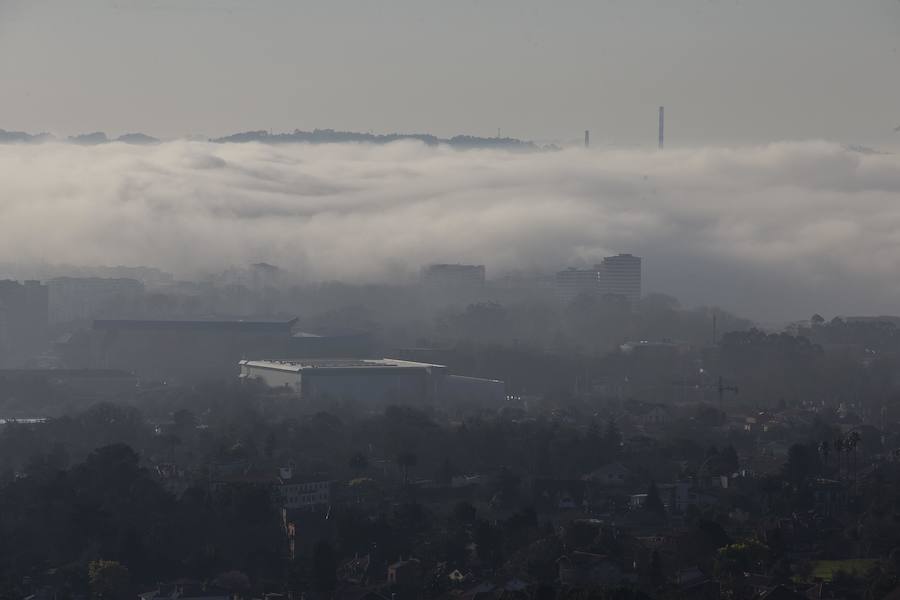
[583,462,630,487]
[337,554,372,585]
[448,569,473,586]
[745,573,776,596]
[333,589,391,600]
[387,557,423,588]
[629,494,648,510]
[657,482,719,513]
[673,568,719,600]
[759,585,808,600]
[625,402,672,428]
[451,474,482,488]
[556,552,622,587]
[139,581,230,600]
[532,479,587,512]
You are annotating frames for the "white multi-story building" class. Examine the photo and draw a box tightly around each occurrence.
[279,479,332,509]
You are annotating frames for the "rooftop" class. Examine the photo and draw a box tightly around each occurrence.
[240,358,446,372]
[94,317,297,332]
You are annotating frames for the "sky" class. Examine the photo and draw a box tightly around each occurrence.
[3,140,900,324]
[0,0,899,146]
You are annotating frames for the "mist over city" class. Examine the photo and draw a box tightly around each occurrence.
[3,139,900,322]
[2,1,900,600]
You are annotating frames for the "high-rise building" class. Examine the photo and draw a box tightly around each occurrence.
[555,267,601,301]
[600,253,642,303]
[555,254,642,304]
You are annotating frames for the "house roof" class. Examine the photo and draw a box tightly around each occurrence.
[760,585,808,600]
[557,551,613,568]
[582,462,630,481]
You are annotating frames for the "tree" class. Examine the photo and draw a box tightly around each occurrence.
[349,451,369,476]
[436,458,456,486]
[644,482,666,516]
[648,550,664,588]
[89,560,130,600]
[720,445,739,474]
[819,440,831,466]
[784,443,820,485]
[172,408,197,435]
[452,501,477,524]
[396,451,417,487]
[714,540,770,598]
[264,432,277,459]
[213,571,250,595]
[312,541,337,594]
[846,431,862,481]
[603,418,622,455]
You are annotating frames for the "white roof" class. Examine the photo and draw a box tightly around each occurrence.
[239,358,445,372]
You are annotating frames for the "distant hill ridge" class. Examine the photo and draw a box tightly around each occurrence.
[211,128,540,150]
[0,127,544,150]
[0,129,161,145]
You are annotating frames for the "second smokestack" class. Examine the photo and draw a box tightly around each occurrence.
[658,106,664,150]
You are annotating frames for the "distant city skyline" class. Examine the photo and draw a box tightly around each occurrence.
[1,0,898,148]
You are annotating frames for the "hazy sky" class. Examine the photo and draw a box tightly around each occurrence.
[1,0,899,146]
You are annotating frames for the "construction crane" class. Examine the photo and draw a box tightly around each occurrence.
[669,373,738,411]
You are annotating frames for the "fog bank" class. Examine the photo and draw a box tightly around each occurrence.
[1,140,898,322]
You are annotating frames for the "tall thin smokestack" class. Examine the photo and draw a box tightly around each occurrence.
[584,130,590,148]
[658,106,664,150]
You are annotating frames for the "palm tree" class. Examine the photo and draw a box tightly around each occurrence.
[834,437,845,478]
[847,431,861,483]
[819,440,830,468]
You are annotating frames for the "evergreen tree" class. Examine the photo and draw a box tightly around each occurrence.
[649,550,664,588]
[644,481,666,516]
[603,418,622,455]
[312,540,337,594]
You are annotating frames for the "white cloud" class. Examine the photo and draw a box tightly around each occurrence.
[1,139,898,322]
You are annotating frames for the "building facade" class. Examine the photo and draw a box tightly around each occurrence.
[240,358,505,406]
[600,253,642,303]
[240,358,446,404]
[555,253,642,304]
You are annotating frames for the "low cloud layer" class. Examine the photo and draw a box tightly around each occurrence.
[1,139,899,322]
